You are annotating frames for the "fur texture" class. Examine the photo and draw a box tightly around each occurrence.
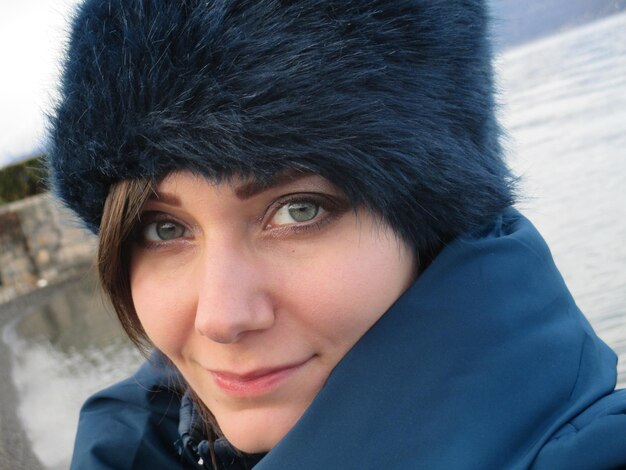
[48,0,514,254]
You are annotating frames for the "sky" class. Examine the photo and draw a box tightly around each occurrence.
[1,0,624,169]
[0,0,81,168]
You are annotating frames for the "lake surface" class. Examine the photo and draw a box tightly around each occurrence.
[495,11,626,384]
[1,277,142,470]
[2,11,626,469]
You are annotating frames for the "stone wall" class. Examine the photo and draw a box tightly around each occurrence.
[0,194,96,304]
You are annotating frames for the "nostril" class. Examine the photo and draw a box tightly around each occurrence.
[194,293,275,343]
[195,323,241,344]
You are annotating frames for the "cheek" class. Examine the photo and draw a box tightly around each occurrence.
[281,226,414,350]
[130,257,196,358]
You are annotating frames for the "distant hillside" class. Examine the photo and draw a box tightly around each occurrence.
[489,0,626,49]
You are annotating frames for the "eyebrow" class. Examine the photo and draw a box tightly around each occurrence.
[233,170,311,200]
[148,170,312,205]
[147,192,181,206]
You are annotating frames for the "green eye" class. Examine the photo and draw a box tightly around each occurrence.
[143,220,187,241]
[272,200,323,225]
[287,202,319,222]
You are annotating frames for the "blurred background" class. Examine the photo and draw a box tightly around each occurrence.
[0,1,625,468]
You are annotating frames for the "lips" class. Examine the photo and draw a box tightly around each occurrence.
[210,359,310,397]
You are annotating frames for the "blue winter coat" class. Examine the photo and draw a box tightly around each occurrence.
[70,210,626,469]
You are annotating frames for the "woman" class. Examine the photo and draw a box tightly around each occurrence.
[49,0,626,469]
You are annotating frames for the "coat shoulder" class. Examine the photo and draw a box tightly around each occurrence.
[532,389,626,470]
[69,357,192,470]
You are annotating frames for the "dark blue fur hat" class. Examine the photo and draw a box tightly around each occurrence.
[49,0,514,254]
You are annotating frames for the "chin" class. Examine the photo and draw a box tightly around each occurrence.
[217,406,306,454]
[224,423,285,454]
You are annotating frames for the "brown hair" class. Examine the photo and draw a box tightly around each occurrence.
[98,178,154,352]
[98,178,224,468]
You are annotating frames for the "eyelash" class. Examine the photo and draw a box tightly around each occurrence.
[133,193,347,249]
[262,193,343,235]
[133,212,192,249]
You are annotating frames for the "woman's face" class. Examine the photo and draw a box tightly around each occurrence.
[130,171,416,453]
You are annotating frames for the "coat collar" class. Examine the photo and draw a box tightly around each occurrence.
[254,209,617,469]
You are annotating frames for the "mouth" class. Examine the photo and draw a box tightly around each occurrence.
[209,359,311,397]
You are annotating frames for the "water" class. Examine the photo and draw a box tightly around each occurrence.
[495,11,626,384]
[1,277,142,469]
[2,11,626,469]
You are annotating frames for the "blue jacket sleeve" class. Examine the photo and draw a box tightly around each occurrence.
[70,358,195,470]
[532,390,626,469]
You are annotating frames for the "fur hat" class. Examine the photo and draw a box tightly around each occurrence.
[48,0,514,254]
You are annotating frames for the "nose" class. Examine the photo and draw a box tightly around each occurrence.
[194,244,275,343]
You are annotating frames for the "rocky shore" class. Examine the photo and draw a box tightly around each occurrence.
[0,194,97,469]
